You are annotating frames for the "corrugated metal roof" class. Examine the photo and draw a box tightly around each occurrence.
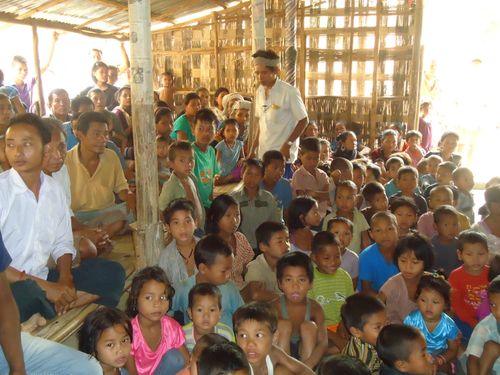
[0,0,244,39]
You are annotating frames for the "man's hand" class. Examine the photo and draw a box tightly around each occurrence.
[280,142,291,160]
[82,228,111,251]
[44,281,77,315]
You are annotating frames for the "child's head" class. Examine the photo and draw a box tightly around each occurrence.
[452,167,474,193]
[405,130,422,148]
[79,307,132,371]
[485,184,500,216]
[385,156,404,180]
[426,155,443,176]
[288,196,321,231]
[156,136,169,159]
[276,252,314,302]
[416,158,428,176]
[198,342,251,375]
[489,255,500,282]
[168,140,195,178]
[206,194,240,235]
[242,158,264,190]
[396,166,418,194]
[335,180,358,214]
[380,129,398,154]
[262,150,285,183]
[457,230,489,276]
[190,334,230,375]
[428,185,454,211]
[116,85,131,109]
[341,294,386,346]
[0,94,13,126]
[436,161,456,186]
[488,277,500,322]
[87,88,106,112]
[154,106,174,136]
[233,302,278,366]
[196,87,210,108]
[389,197,418,234]
[369,211,399,250]
[319,139,331,162]
[327,217,353,251]
[330,157,354,182]
[416,273,450,321]
[334,120,347,137]
[159,71,174,88]
[376,324,433,375]
[195,234,233,285]
[316,355,370,375]
[188,283,222,335]
[12,55,28,82]
[126,266,174,319]
[433,205,459,241]
[230,100,251,126]
[337,131,357,152]
[395,233,434,281]
[438,131,459,155]
[362,182,388,212]
[366,163,382,183]
[299,137,321,171]
[220,118,239,142]
[214,87,229,109]
[184,92,202,117]
[303,121,319,138]
[194,108,217,146]
[352,162,366,191]
[256,221,289,260]
[91,61,108,84]
[311,231,342,275]
[163,199,196,242]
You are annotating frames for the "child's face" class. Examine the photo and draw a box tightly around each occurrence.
[188,294,222,335]
[201,255,233,285]
[328,221,353,251]
[355,310,387,347]
[156,114,173,136]
[194,121,215,146]
[458,242,489,276]
[218,204,241,235]
[278,265,312,303]
[185,99,202,117]
[94,66,108,83]
[170,149,195,177]
[137,280,170,322]
[234,109,250,126]
[335,123,346,137]
[440,136,458,154]
[166,209,196,244]
[454,171,474,192]
[161,74,173,88]
[261,230,290,260]
[436,167,453,185]
[407,136,421,148]
[489,292,500,322]
[427,158,440,175]
[429,190,453,211]
[236,320,275,367]
[312,244,342,275]
[398,336,434,375]
[369,192,389,212]
[264,159,284,183]
[435,214,459,241]
[243,165,263,190]
[304,123,319,138]
[370,217,399,250]
[303,202,322,227]
[417,288,446,322]
[96,324,131,371]
[319,143,330,162]
[387,161,403,180]
[90,92,106,111]
[223,124,239,142]
[381,134,397,153]
[394,206,417,234]
[13,61,28,81]
[397,172,418,194]
[343,133,357,151]
[119,89,131,108]
[397,251,424,281]
[156,140,169,159]
[198,90,210,108]
[352,168,365,191]
[0,97,13,126]
[335,186,356,214]
[300,150,320,172]
[5,123,45,174]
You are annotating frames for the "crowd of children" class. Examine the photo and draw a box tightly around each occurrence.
[1,49,500,375]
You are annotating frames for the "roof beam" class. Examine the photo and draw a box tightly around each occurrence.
[16,0,63,20]
[86,0,165,21]
[208,0,228,8]
[75,8,122,29]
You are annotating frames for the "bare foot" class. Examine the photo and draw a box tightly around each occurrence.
[21,313,47,333]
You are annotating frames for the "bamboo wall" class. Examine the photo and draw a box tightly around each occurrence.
[152,0,422,145]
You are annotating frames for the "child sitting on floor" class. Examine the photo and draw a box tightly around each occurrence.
[177,333,229,375]
[316,355,370,375]
[431,205,462,277]
[319,138,332,171]
[274,252,328,368]
[327,217,359,287]
[404,130,425,167]
[389,197,418,238]
[423,161,457,199]
[384,156,404,198]
[361,181,389,224]
[420,154,442,192]
[156,135,171,186]
[452,167,475,224]
[288,196,322,255]
[389,166,427,216]
[215,119,245,185]
[261,151,293,222]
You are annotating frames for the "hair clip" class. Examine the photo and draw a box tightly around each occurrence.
[431,271,445,281]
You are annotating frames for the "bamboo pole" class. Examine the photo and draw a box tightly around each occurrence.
[284,0,298,87]
[298,5,307,100]
[31,25,45,116]
[408,1,423,130]
[369,0,382,148]
[127,0,162,267]
[346,0,356,124]
[213,12,221,88]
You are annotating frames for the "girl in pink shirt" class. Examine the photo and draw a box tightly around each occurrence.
[126,267,189,375]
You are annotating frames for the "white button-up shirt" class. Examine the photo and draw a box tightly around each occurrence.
[0,168,75,279]
[255,79,308,162]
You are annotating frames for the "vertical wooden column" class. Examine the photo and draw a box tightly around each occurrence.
[408,0,423,130]
[213,12,221,89]
[369,0,382,148]
[284,0,298,87]
[31,26,45,116]
[298,5,307,100]
[346,0,356,124]
[128,0,162,267]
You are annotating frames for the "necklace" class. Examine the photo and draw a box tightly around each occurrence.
[177,241,195,264]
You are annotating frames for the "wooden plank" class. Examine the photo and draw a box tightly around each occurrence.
[407,1,423,130]
[369,0,382,148]
[31,25,45,116]
[213,12,221,88]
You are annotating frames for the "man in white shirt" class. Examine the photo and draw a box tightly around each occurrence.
[252,49,308,178]
[1,113,124,322]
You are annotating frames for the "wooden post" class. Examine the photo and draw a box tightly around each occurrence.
[369,0,382,148]
[346,1,356,125]
[213,12,221,88]
[128,0,162,267]
[298,5,307,100]
[31,25,45,116]
[408,0,423,131]
[284,0,298,87]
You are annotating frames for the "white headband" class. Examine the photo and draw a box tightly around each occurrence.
[253,56,280,67]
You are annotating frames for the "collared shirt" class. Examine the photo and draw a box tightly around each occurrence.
[291,166,330,216]
[465,314,500,373]
[192,143,219,208]
[245,254,281,294]
[0,169,74,279]
[52,164,74,216]
[65,145,129,212]
[183,322,235,352]
[255,79,308,162]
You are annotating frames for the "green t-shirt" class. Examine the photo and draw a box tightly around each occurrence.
[192,143,219,208]
[308,267,354,326]
[170,114,195,142]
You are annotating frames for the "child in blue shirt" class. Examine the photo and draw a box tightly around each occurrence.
[215,119,244,186]
[261,150,293,221]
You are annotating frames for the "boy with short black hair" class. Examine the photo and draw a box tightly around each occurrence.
[341,294,387,374]
[328,157,354,206]
[420,154,442,191]
[366,163,382,183]
[233,302,314,375]
[404,130,425,167]
[361,181,389,224]
[261,150,293,221]
[316,355,370,375]
[327,217,359,286]
[384,156,404,197]
[172,234,244,329]
[423,161,457,198]
[389,197,418,238]
[431,205,461,277]
[376,324,434,375]
[197,342,251,375]
[453,167,475,224]
[389,166,427,216]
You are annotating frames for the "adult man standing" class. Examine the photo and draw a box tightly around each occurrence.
[252,49,308,178]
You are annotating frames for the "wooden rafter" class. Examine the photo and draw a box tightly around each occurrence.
[76,8,122,29]
[16,0,63,20]
[86,0,165,21]
[208,0,228,8]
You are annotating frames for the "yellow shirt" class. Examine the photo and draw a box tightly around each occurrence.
[65,146,128,212]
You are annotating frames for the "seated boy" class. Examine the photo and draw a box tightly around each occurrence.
[376,324,434,375]
[233,302,314,375]
[341,294,387,374]
[384,156,404,197]
[316,355,371,375]
[261,151,293,222]
[453,167,475,224]
[389,197,418,238]
[328,157,354,207]
[197,342,251,375]
[419,154,442,191]
[361,181,389,224]
[464,277,500,375]
[352,162,367,208]
[388,166,427,216]
[327,217,359,287]
[158,141,205,229]
[274,252,328,368]
[423,161,457,199]
[172,234,244,329]
[309,231,354,352]
[231,159,282,249]
[245,221,289,300]
[183,283,234,352]
[291,137,330,217]
[192,108,219,209]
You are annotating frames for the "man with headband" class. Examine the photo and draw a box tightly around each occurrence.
[252,49,308,178]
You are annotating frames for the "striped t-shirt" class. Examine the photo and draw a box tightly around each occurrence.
[182,322,235,352]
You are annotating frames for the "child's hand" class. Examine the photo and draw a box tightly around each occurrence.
[237,158,245,167]
[330,169,341,184]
